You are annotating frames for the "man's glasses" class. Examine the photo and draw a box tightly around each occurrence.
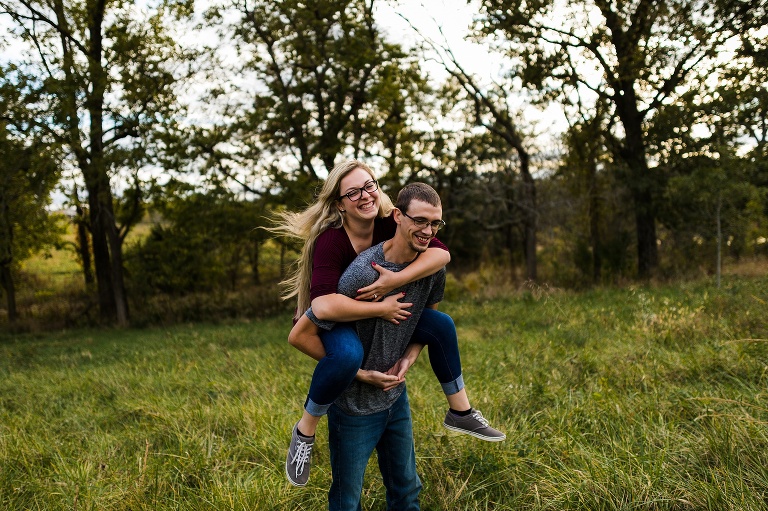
[401,211,446,232]
[338,180,378,201]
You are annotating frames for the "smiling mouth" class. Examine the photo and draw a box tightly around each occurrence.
[359,201,376,212]
[414,234,431,245]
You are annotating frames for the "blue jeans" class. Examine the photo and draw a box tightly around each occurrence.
[327,390,421,511]
[305,309,464,416]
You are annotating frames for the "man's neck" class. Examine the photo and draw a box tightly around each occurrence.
[382,237,419,265]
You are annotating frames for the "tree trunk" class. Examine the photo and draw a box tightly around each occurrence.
[250,239,261,285]
[75,202,94,286]
[616,99,658,279]
[587,162,602,283]
[0,264,16,323]
[519,151,537,281]
[0,190,17,322]
[85,177,117,321]
[716,194,722,288]
[85,0,128,326]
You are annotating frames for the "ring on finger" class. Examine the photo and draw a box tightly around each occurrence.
[373,293,378,299]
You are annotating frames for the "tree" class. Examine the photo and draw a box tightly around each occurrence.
[475,0,764,278]
[396,19,540,280]
[0,0,197,325]
[0,66,63,323]
[559,104,611,283]
[650,38,768,278]
[124,185,270,295]
[203,0,433,199]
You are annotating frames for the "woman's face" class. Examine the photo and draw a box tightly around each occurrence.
[337,167,380,224]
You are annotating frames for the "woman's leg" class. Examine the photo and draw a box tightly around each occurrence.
[304,323,363,423]
[410,309,467,403]
[411,308,505,441]
[287,323,364,486]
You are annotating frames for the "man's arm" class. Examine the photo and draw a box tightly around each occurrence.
[381,303,438,385]
[289,313,406,388]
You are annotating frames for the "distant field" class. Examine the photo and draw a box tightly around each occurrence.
[1,274,767,510]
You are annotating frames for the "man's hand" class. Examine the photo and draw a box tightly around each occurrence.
[357,369,404,391]
[385,356,414,382]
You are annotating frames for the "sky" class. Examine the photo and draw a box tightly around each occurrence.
[374,0,568,147]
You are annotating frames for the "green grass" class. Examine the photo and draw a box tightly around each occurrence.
[1,275,768,510]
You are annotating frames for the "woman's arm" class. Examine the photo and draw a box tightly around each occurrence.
[311,292,413,324]
[287,314,326,361]
[355,247,450,301]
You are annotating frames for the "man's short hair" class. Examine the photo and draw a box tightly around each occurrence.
[395,183,441,214]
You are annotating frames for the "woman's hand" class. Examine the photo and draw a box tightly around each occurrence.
[356,262,400,301]
[377,292,412,324]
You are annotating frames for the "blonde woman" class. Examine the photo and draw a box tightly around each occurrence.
[273,160,505,487]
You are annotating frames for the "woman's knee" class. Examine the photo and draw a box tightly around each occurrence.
[323,327,364,370]
[415,309,456,344]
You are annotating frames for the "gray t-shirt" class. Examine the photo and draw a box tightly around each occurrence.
[306,242,446,415]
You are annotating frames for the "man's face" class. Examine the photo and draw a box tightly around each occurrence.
[396,199,443,254]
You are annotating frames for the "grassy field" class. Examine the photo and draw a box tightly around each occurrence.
[1,272,767,510]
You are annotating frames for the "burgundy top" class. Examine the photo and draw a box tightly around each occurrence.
[309,215,448,301]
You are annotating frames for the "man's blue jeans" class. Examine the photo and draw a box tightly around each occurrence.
[327,390,421,511]
[305,309,464,416]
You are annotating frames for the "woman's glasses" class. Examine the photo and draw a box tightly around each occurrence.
[338,180,378,201]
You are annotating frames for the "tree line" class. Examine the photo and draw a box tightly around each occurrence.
[0,0,766,327]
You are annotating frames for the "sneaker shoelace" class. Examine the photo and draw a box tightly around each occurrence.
[291,440,313,476]
[470,411,490,428]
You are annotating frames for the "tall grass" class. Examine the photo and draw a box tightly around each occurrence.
[1,274,767,510]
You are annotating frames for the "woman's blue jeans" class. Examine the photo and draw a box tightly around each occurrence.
[327,390,421,511]
[305,308,464,416]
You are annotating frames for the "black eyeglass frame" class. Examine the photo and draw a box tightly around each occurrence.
[400,210,447,232]
[337,180,379,201]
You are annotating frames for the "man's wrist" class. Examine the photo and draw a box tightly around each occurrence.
[405,344,423,362]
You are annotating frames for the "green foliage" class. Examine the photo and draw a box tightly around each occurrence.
[1,274,768,509]
[0,64,66,321]
[474,0,767,277]
[0,0,202,324]
[124,191,269,296]
[203,0,434,191]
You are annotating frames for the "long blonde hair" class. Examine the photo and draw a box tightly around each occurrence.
[270,160,394,318]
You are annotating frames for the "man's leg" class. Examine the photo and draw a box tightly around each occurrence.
[376,391,422,511]
[327,404,387,511]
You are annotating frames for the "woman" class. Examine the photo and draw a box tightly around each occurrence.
[272,160,504,487]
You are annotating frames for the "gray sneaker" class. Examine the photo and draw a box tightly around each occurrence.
[443,409,506,442]
[285,422,314,486]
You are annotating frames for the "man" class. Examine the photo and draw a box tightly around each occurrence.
[290,183,469,509]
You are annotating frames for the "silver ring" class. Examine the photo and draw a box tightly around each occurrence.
[373,294,378,299]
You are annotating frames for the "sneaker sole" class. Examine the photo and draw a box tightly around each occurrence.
[285,463,308,487]
[442,422,506,442]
